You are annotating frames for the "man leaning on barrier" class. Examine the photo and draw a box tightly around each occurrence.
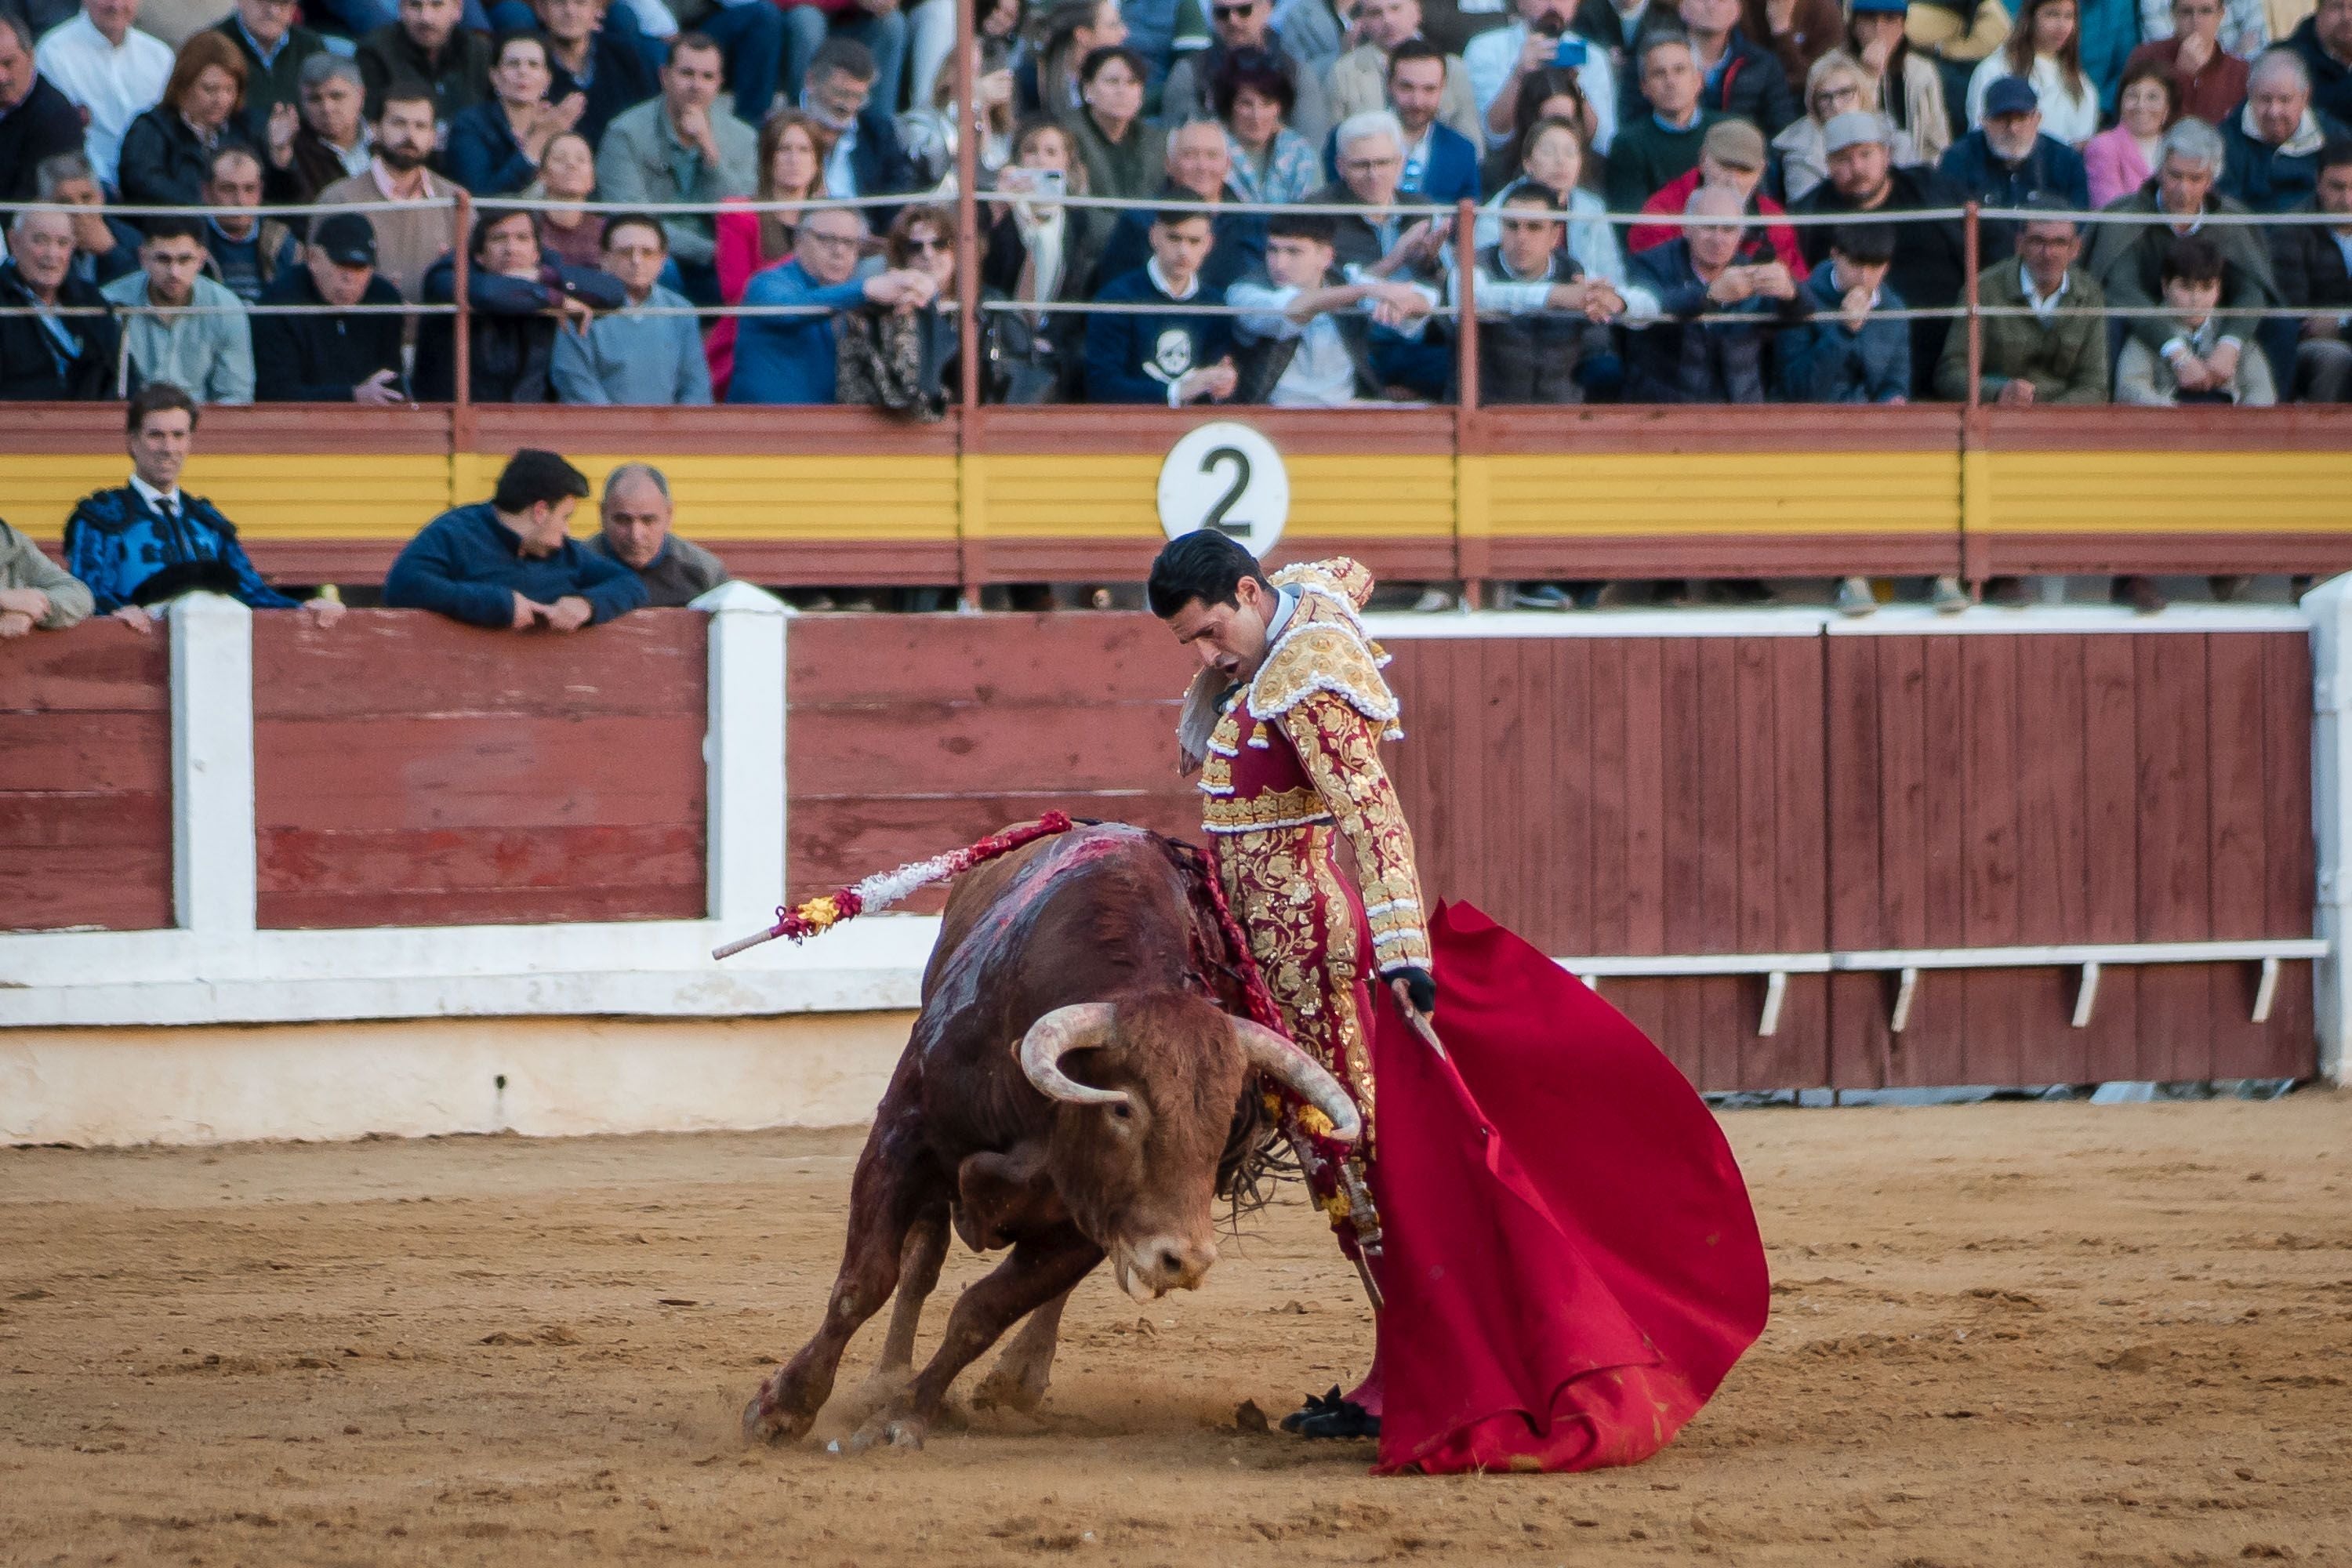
[384,448,648,630]
[63,383,345,633]
[0,519,94,637]
[584,463,730,607]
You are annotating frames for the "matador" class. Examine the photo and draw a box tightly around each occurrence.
[1150,530,1773,1474]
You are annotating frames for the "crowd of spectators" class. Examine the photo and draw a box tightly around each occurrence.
[1,0,2350,416]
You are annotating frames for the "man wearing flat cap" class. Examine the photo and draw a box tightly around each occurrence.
[252,211,410,403]
[1791,108,1969,394]
[1936,76,2091,261]
[1626,118,1813,275]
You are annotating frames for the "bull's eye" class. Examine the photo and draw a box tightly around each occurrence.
[1111,1102,1133,1120]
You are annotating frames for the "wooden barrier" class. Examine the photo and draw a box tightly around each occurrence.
[8,404,2350,594]
[250,610,710,927]
[0,622,172,932]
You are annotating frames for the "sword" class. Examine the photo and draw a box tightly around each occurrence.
[1388,978,1446,1060]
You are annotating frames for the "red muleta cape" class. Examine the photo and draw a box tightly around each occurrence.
[1367,902,1769,1475]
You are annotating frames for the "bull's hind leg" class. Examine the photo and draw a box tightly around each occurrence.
[848,1235,1102,1452]
[744,1127,932,1444]
[971,1283,1072,1415]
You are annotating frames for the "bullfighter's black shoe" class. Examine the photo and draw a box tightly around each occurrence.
[1282,1386,1380,1439]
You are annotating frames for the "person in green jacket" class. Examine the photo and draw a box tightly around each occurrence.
[1934,202,2110,402]
[1605,34,1723,213]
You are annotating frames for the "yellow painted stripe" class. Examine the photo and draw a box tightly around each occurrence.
[8,447,2345,547]
[1483,451,1962,536]
[1977,451,2352,534]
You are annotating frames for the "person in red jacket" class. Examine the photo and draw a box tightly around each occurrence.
[1624,118,1810,278]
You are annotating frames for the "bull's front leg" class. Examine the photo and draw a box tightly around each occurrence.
[847,1233,1102,1452]
[971,1283,1073,1415]
[839,1208,949,1421]
[744,1131,930,1445]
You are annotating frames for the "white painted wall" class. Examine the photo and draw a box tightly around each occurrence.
[0,1012,916,1147]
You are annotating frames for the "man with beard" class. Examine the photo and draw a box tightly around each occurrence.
[1936,76,2089,261]
[318,82,464,302]
[1791,110,1965,395]
[1323,0,1481,142]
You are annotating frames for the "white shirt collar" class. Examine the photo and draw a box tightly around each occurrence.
[129,473,181,510]
[1147,256,1200,300]
[2022,269,2071,316]
[1264,583,1299,642]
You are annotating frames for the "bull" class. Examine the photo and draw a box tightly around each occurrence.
[742,822,1359,1451]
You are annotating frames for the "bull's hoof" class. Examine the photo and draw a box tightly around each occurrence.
[971,1361,1050,1415]
[741,1383,819,1446]
[841,1411,927,1454]
[833,1367,913,1428]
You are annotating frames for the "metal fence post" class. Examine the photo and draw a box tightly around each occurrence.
[451,189,474,464]
[953,0,983,608]
[1959,200,1984,591]
[1453,196,1483,610]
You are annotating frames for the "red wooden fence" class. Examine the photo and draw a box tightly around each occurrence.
[0,624,172,932]
[250,610,710,927]
[787,615,2318,1090]
[786,614,1200,906]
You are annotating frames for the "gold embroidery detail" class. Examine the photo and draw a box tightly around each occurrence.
[1270,556,1376,612]
[1279,692,1433,973]
[1202,786,1332,834]
[1250,622,1399,731]
[1217,822,1376,1142]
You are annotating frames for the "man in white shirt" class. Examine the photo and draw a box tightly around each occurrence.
[1229,209,1436,403]
[1462,0,1617,152]
[34,0,172,187]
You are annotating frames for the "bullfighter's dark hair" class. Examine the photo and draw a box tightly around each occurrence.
[1148,530,1274,619]
[493,448,591,513]
[127,382,200,434]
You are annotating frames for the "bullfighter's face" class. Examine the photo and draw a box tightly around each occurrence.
[1162,572,1279,684]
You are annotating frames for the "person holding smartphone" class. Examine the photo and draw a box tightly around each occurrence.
[1463,0,1619,154]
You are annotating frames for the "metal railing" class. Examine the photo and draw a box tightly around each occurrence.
[10,186,2349,414]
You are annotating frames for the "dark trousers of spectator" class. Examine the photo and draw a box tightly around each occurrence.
[2300,336,2352,401]
[782,5,907,112]
[1374,336,1453,403]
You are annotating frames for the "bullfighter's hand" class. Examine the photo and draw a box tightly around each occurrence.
[1389,966,1436,1016]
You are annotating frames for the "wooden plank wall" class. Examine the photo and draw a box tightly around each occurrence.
[0,622,172,933]
[785,615,1201,906]
[1827,632,2315,1087]
[1384,636,1831,1092]
[250,610,708,928]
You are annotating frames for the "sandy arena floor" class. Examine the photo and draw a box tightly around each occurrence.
[4,1092,2351,1567]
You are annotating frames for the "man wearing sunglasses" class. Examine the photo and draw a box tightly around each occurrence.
[728,203,938,403]
[1162,0,1331,143]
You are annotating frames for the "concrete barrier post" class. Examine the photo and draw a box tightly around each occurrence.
[695,581,790,936]
[2306,574,2352,1083]
[169,591,256,935]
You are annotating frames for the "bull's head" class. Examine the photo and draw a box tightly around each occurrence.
[1018,996,1360,1304]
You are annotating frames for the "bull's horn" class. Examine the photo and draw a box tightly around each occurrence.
[1231,1021,1362,1145]
[1018,1004,1131,1108]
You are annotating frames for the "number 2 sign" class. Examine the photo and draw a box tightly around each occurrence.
[1156,422,1289,558]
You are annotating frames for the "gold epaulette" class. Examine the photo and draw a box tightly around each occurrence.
[1269,556,1376,613]
[1248,622,1401,735]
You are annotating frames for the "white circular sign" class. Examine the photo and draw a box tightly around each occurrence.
[1156,422,1288,558]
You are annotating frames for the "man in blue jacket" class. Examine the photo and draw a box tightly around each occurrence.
[727,205,939,404]
[1936,77,2092,263]
[1084,209,1238,404]
[1386,41,1481,205]
[64,383,346,631]
[384,448,648,630]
